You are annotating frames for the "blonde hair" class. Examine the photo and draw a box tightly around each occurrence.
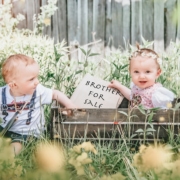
[2,54,36,83]
[129,44,161,69]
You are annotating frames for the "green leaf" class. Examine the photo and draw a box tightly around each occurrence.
[87,49,91,56]
[113,69,120,79]
[146,132,153,136]
[89,53,100,57]
[148,123,154,129]
[141,35,147,45]
[84,61,88,67]
[135,129,144,133]
[120,64,128,70]
[112,62,118,69]
[138,105,146,115]
[148,112,154,122]
[146,128,156,132]
[171,89,177,96]
[130,114,139,118]
[118,111,128,116]
[56,54,64,62]
[47,72,54,78]
[175,102,180,110]
[79,47,86,55]
[54,46,63,62]
[149,107,161,112]
[131,134,137,138]
[67,75,73,82]
[75,70,83,74]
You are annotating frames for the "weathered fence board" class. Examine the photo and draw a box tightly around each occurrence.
[154,0,164,53]
[142,0,153,42]
[92,0,106,57]
[122,0,130,46]
[93,0,106,41]
[2,0,180,53]
[52,5,59,43]
[105,0,112,47]
[12,0,26,29]
[131,0,141,45]
[77,0,88,45]
[42,0,51,37]
[177,0,180,42]
[57,0,67,43]
[111,0,123,48]
[26,0,40,30]
[67,0,78,45]
[88,0,93,43]
[165,0,177,50]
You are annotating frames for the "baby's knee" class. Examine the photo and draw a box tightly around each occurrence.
[11,142,23,155]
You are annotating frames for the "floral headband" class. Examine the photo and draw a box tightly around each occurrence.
[130,49,162,67]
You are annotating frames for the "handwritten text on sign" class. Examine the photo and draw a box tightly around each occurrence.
[70,74,124,109]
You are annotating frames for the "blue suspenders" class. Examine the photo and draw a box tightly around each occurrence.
[1,87,36,125]
[2,88,8,123]
[26,91,36,125]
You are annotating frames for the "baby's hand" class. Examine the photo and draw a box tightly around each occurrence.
[108,80,121,89]
[62,108,77,116]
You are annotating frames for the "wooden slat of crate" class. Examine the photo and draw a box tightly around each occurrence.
[51,108,123,139]
[50,106,180,140]
[54,122,175,140]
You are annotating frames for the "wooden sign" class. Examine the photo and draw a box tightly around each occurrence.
[70,74,124,109]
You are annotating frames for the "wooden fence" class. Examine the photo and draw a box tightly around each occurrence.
[1,0,180,54]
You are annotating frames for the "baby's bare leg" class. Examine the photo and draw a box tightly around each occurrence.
[11,142,23,155]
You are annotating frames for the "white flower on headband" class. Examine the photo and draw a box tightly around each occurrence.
[157,58,162,66]
[130,51,162,67]
[141,52,146,57]
[148,53,156,59]
[134,52,138,57]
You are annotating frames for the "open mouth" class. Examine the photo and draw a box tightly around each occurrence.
[139,81,147,84]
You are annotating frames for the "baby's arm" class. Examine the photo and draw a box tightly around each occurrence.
[52,90,76,108]
[108,80,131,100]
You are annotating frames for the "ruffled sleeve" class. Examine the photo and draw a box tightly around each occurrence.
[130,82,134,89]
[151,87,175,109]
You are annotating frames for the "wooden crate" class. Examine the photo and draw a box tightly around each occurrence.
[50,99,180,141]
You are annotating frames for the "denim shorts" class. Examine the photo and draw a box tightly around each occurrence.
[0,126,36,144]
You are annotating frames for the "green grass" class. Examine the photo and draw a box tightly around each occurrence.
[1,1,180,179]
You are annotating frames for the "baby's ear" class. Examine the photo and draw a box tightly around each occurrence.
[157,68,162,77]
[8,81,16,88]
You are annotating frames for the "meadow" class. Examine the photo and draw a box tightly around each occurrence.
[1,1,180,180]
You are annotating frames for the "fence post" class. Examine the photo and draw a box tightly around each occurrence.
[25,0,40,30]
[177,0,180,42]
[77,0,88,45]
[154,0,164,53]
[41,0,51,37]
[131,0,141,45]
[67,0,78,46]
[111,0,123,49]
[122,0,130,47]
[142,0,153,43]
[165,0,177,51]
[93,0,106,56]
[12,0,27,29]
[57,0,67,43]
